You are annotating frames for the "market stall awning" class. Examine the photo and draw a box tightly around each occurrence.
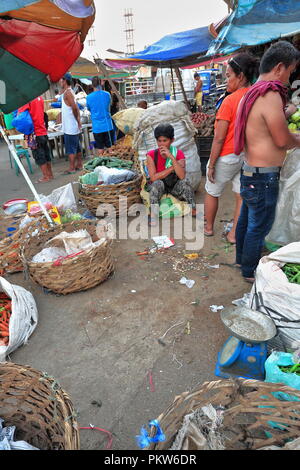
[0,0,95,113]
[70,56,138,80]
[105,23,220,69]
[207,0,300,56]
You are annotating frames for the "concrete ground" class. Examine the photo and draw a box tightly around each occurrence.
[0,141,251,450]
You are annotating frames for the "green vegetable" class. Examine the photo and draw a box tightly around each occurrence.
[290,111,300,123]
[288,122,297,131]
[282,263,300,284]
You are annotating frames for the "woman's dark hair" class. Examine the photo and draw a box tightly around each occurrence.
[228,52,260,84]
[154,123,175,140]
[92,76,101,88]
[194,72,200,79]
[259,40,300,74]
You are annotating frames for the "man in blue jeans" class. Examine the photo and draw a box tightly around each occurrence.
[234,41,300,283]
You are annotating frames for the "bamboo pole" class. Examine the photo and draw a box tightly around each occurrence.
[175,67,191,111]
[0,126,54,226]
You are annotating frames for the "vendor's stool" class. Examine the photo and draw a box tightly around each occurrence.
[12,145,34,176]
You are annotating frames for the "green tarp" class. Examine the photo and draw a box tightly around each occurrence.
[0,48,49,113]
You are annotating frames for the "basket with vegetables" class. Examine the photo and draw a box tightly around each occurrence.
[191,112,215,137]
[0,362,80,450]
[79,156,142,217]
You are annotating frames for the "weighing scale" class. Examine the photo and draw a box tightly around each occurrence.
[215,306,277,380]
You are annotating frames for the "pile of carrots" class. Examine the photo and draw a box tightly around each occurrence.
[0,292,11,346]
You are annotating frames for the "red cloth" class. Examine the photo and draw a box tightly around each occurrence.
[147,149,185,172]
[19,97,47,136]
[0,18,82,82]
[234,81,288,155]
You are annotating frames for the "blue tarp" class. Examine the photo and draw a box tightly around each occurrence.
[0,0,40,13]
[208,0,300,56]
[128,26,213,62]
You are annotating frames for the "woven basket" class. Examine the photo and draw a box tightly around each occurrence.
[79,174,142,217]
[0,215,50,275]
[21,219,114,295]
[147,378,300,450]
[0,362,79,450]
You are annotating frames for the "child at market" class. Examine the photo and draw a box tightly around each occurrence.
[146,123,196,226]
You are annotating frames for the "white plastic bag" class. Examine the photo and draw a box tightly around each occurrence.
[0,277,38,362]
[249,243,300,350]
[266,149,300,246]
[39,183,77,212]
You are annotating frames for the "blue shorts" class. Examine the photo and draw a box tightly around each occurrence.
[64,134,82,155]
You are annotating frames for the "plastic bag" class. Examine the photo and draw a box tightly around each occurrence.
[0,277,38,362]
[40,183,77,212]
[265,351,300,402]
[266,148,300,246]
[11,110,34,135]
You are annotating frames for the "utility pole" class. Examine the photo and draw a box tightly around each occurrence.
[124,8,135,56]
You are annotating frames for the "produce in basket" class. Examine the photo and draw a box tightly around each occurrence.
[191,112,215,137]
[0,292,11,347]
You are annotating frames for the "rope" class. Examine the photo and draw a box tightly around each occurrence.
[79,424,113,449]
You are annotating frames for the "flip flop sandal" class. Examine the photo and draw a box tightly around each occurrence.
[204,230,214,237]
[63,171,76,175]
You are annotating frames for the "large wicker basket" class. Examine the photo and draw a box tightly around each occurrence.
[0,215,49,275]
[78,174,142,217]
[0,362,80,450]
[21,219,114,295]
[147,378,300,451]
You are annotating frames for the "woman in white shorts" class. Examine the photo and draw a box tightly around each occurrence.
[204,52,259,243]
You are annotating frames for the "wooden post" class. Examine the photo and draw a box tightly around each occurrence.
[175,67,191,111]
[171,67,176,100]
[95,59,127,110]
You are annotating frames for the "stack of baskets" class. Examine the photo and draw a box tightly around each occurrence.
[79,157,142,217]
[147,378,300,450]
[0,362,80,450]
[0,214,48,275]
[21,219,114,295]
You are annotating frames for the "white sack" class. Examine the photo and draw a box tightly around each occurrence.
[133,101,201,190]
[249,242,300,350]
[0,277,38,362]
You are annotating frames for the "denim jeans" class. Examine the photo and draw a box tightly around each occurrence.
[236,171,280,278]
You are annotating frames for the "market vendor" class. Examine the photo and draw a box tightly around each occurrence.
[234,41,300,283]
[146,124,196,226]
[194,73,203,112]
[204,52,259,243]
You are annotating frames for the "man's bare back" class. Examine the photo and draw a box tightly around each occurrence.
[244,89,300,167]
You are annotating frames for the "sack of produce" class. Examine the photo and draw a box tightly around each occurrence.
[266,148,300,246]
[249,243,300,350]
[0,277,38,362]
[133,101,201,190]
[113,108,145,135]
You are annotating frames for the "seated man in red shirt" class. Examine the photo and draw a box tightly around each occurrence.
[146,124,196,226]
[20,96,53,183]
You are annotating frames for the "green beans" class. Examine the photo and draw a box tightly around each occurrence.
[282,263,300,284]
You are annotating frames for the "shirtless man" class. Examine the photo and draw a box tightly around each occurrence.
[235,41,300,283]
